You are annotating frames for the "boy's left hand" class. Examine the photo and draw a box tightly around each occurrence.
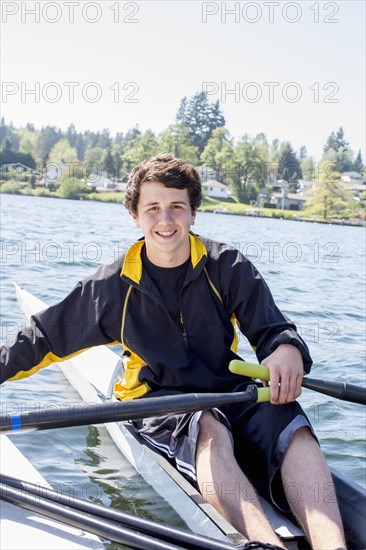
[261,344,304,404]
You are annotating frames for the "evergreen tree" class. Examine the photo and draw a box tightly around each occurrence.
[299,146,307,159]
[38,126,62,164]
[74,133,86,160]
[323,126,349,153]
[323,131,338,153]
[176,91,225,153]
[277,142,302,186]
[102,148,116,178]
[0,137,35,168]
[66,124,78,148]
[334,126,349,150]
[353,149,364,174]
[322,146,353,174]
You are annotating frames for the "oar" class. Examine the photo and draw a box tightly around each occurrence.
[0,480,184,550]
[0,385,270,433]
[229,361,366,405]
[0,474,238,550]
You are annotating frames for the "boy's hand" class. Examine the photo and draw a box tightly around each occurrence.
[261,344,303,404]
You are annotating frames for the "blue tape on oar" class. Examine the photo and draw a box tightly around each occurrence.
[10,415,22,432]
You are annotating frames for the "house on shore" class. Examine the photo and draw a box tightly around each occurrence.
[1,162,36,174]
[341,171,365,197]
[202,179,231,199]
[86,172,117,192]
[261,180,312,211]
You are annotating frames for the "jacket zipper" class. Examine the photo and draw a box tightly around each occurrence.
[179,311,188,349]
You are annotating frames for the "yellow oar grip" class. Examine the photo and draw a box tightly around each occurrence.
[257,387,271,402]
[229,360,270,381]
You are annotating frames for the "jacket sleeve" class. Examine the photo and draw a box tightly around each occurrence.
[220,249,313,373]
[0,262,124,384]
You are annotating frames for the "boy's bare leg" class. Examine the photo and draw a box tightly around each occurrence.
[281,427,346,550]
[196,412,284,546]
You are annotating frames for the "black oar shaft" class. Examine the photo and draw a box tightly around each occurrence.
[0,474,237,550]
[0,385,259,433]
[301,378,366,405]
[0,481,184,550]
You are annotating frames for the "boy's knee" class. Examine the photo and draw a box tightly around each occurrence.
[198,412,232,449]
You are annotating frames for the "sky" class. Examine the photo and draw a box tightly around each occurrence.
[1,0,365,161]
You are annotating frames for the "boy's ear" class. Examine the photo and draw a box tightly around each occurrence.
[130,211,140,228]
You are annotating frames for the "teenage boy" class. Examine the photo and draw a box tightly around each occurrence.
[1,155,346,549]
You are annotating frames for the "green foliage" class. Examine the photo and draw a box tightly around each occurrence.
[176,91,225,153]
[304,160,353,219]
[201,127,234,183]
[159,124,199,165]
[322,127,354,173]
[230,134,269,202]
[276,142,302,184]
[300,156,316,181]
[85,192,125,203]
[322,146,354,175]
[121,129,160,170]
[48,139,78,165]
[353,150,365,174]
[323,126,349,153]
[0,111,363,220]
[38,126,63,164]
[0,137,36,168]
[84,146,104,173]
[0,181,23,194]
[57,178,90,199]
[102,148,116,177]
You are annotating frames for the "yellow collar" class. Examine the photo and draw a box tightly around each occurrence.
[121,232,207,284]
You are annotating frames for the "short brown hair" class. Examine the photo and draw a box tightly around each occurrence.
[124,154,202,215]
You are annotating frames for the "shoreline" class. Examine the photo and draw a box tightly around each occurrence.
[206,208,366,228]
[1,190,365,228]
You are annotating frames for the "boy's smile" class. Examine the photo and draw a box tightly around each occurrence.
[131,180,196,267]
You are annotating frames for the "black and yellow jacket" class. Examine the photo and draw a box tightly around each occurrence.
[0,233,312,397]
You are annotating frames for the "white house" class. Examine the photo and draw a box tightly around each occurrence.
[1,162,35,173]
[269,191,307,211]
[341,171,364,185]
[202,179,230,199]
[87,173,115,189]
[269,180,308,210]
[341,172,365,196]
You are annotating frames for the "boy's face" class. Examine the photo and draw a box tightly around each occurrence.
[131,180,196,267]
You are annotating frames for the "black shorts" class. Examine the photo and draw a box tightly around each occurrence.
[131,385,316,512]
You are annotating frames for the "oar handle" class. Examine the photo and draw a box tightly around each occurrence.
[230,361,270,381]
[229,360,366,405]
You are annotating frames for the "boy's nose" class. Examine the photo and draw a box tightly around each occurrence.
[158,209,173,224]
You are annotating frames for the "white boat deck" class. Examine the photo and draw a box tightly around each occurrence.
[0,435,103,549]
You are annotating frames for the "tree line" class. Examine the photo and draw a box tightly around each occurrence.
[0,91,364,216]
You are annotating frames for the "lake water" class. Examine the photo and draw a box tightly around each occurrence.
[1,194,365,542]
